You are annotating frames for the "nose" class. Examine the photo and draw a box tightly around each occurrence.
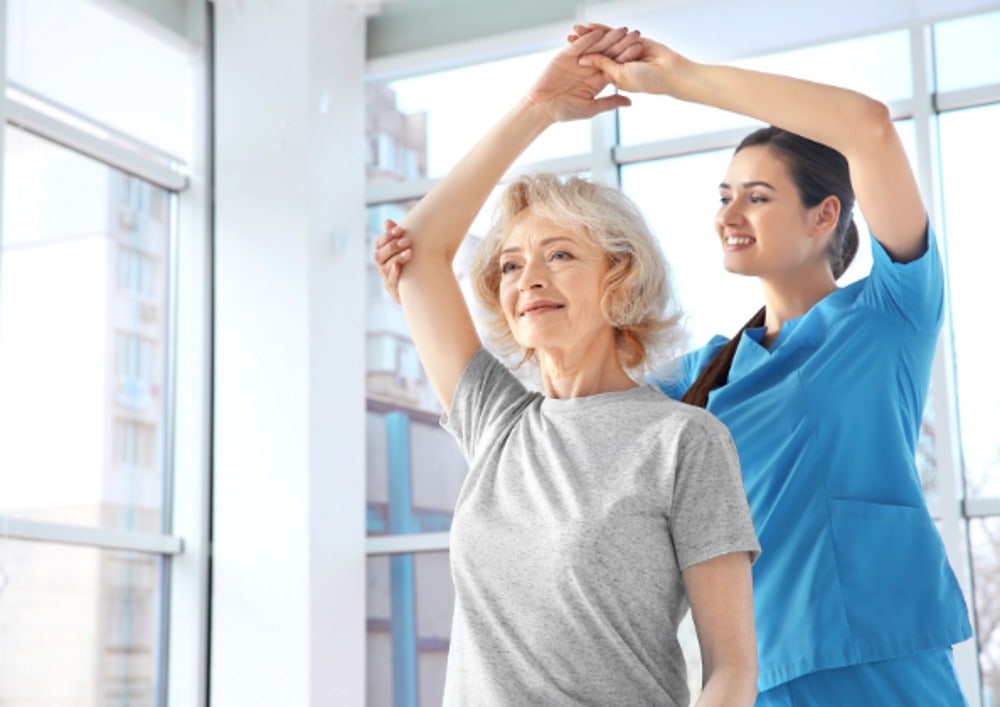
[517,257,548,292]
[718,198,744,227]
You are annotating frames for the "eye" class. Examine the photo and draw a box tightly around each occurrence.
[500,260,520,274]
[749,193,770,204]
[719,195,733,205]
[550,250,573,261]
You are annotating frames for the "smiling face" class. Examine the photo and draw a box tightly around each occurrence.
[498,209,615,358]
[716,145,832,279]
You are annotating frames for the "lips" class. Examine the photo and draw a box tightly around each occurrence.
[519,300,563,317]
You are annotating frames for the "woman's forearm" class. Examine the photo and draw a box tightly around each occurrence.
[398,97,552,271]
[667,60,892,159]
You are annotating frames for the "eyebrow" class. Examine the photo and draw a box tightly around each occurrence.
[719,180,778,191]
[500,236,576,255]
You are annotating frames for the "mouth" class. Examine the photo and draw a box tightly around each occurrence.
[723,234,756,249]
[519,301,564,317]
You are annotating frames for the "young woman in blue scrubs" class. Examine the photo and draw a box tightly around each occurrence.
[374,27,973,705]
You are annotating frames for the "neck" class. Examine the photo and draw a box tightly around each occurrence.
[536,339,636,399]
[759,267,837,344]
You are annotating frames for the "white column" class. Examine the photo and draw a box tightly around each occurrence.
[212,1,366,705]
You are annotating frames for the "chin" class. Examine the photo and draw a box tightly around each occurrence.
[721,258,757,277]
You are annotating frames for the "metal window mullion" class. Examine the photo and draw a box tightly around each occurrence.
[590,108,619,186]
[3,88,188,192]
[1,516,183,555]
[935,82,1000,112]
[366,532,450,556]
[964,498,1000,518]
[365,151,596,207]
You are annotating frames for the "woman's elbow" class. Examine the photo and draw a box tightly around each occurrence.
[855,95,896,145]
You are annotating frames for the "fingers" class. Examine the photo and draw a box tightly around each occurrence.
[373,220,409,304]
[595,28,640,59]
[375,235,411,269]
[586,93,633,117]
[573,22,612,35]
[374,220,407,265]
[577,53,617,75]
[614,43,643,63]
[564,24,631,57]
[385,261,401,303]
[583,26,634,56]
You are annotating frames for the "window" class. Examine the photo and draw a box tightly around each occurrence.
[0,540,164,707]
[970,518,1000,706]
[117,246,157,299]
[937,104,1000,499]
[933,10,1000,93]
[619,30,912,145]
[1,2,195,698]
[368,49,592,183]
[114,418,158,470]
[0,127,170,531]
[5,0,196,159]
[367,552,453,707]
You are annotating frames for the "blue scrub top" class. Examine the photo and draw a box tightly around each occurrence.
[651,229,972,691]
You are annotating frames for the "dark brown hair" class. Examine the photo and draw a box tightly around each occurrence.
[682,127,859,408]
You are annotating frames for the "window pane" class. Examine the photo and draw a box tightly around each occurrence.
[367,50,589,183]
[365,188,511,536]
[970,518,1000,707]
[619,30,911,145]
[933,10,1000,93]
[0,539,164,705]
[5,0,195,158]
[367,552,453,707]
[621,149,760,348]
[0,127,171,532]
[938,105,1000,498]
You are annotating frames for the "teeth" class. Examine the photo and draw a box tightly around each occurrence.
[726,236,754,245]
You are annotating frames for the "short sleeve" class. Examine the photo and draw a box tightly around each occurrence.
[669,414,760,570]
[440,348,536,462]
[864,225,944,334]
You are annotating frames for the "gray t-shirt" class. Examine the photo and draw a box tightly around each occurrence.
[441,349,760,707]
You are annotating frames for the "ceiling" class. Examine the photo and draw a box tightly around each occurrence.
[364,0,1000,78]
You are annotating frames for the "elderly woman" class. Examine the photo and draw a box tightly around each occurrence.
[386,27,760,707]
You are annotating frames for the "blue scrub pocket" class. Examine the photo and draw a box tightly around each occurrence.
[828,498,967,652]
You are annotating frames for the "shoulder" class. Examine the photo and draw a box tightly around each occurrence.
[631,387,735,446]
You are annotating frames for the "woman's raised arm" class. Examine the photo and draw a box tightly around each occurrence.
[580,31,927,262]
[393,27,638,412]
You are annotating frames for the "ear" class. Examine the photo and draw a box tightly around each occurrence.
[810,195,841,240]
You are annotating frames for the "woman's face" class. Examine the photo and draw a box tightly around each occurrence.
[716,145,829,279]
[497,209,614,357]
